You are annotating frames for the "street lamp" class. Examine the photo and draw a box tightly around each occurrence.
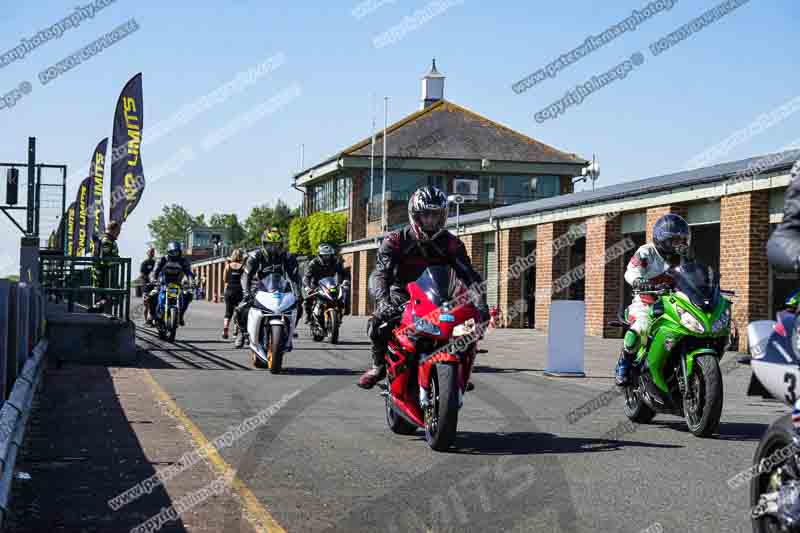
[448,194,465,234]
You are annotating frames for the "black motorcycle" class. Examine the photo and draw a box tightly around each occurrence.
[746,304,800,532]
[308,277,348,344]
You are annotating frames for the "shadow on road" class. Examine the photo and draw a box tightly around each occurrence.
[439,430,683,455]
[279,367,362,376]
[135,327,253,371]
[7,366,188,532]
[650,420,768,441]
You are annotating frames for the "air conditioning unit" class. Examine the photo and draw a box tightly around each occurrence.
[453,178,479,200]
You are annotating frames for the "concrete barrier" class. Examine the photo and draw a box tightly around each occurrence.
[45,311,137,365]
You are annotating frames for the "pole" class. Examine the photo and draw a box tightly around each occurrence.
[456,202,460,235]
[369,93,375,223]
[26,137,35,236]
[60,166,66,253]
[381,96,388,233]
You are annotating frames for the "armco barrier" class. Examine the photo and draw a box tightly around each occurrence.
[0,279,48,528]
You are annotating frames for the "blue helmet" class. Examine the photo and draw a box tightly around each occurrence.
[653,214,690,258]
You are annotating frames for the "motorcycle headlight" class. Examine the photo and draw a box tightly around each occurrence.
[453,318,476,337]
[414,318,441,336]
[677,307,705,334]
[712,307,731,333]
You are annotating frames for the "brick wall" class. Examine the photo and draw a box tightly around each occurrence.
[349,173,366,242]
[534,221,571,332]
[585,214,625,337]
[498,228,524,327]
[720,191,770,351]
[460,232,485,278]
[343,252,359,316]
[357,251,369,316]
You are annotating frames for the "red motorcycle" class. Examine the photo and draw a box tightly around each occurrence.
[379,265,482,451]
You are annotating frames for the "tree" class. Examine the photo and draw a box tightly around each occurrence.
[147,205,204,253]
[242,199,299,248]
[208,213,247,247]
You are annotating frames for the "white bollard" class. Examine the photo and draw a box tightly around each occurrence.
[544,300,586,377]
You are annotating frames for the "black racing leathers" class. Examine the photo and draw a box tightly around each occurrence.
[367,226,487,368]
[237,250,302,332]
[303,256,346,318]
[768,173,800,272]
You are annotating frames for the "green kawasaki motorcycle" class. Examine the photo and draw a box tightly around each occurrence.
[610,261,735,437]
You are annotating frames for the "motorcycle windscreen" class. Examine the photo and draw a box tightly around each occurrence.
[416,265,463,307]
[260,273,292,293]
[319,277,338,291]
[673,262,720,310]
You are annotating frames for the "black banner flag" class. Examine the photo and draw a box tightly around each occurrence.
[66,202,76,256]
[109,73,144,224]
[85,138,108,254]
[72,177,92,255]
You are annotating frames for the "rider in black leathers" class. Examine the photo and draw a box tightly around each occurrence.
[302,243,347,324]
[357,186,489,389]
[768,161,800,272]
[149,241,195,326]
[235,229,302,348]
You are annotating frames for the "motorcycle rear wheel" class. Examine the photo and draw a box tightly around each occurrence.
[425,363,459,451]
[623,384,656,424]
[385,385,417,435]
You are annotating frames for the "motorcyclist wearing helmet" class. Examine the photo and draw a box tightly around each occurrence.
[235,229,302,349]
[148,241,195,327]
[302,243,347,325]
[357,186,489,389]
[615,213,692,387]
[768,161,800,273]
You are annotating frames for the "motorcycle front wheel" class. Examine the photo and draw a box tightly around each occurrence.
[268,324,285,374]
[167,307,178,343]
[330,310,340,345]
[424,363,459,451]
[684,354,723,437]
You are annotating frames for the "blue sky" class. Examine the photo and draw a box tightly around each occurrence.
[0,0,795,266]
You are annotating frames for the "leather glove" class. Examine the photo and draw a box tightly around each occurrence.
[377,301,401,322]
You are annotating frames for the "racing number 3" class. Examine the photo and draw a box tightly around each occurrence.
[785,372,797,404]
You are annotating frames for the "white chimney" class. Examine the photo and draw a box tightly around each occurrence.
[421,59,445,110]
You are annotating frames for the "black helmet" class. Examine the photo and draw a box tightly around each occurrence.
[408,186,448,241]
[653,214,691,259]
[318,243,335,265]
[166,241,182,259]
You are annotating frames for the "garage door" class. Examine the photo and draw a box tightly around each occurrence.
[484,241,497,308]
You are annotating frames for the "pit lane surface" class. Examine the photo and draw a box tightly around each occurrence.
[136,298,779,532]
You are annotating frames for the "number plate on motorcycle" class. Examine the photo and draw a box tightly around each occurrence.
[439,313,455,322]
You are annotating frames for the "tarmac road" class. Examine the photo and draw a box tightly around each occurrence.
[135,297,781,533]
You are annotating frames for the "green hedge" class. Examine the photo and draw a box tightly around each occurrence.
[289,216,311,256]
[290,212,347,255]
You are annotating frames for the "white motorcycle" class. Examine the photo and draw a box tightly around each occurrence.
[247,273,298,373]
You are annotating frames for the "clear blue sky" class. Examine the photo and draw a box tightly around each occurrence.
[0,0,795,268]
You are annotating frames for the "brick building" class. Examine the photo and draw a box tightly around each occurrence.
[190,61,800,352]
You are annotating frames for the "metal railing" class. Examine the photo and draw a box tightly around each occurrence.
[0,280,45,401]
[39,255,132,321]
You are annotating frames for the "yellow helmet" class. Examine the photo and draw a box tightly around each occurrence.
[261,230,284,256]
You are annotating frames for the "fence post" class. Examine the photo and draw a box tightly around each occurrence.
[0,280,10,401]
[16,284,29,376]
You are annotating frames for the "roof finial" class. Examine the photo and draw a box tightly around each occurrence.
[432,58,436,70]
